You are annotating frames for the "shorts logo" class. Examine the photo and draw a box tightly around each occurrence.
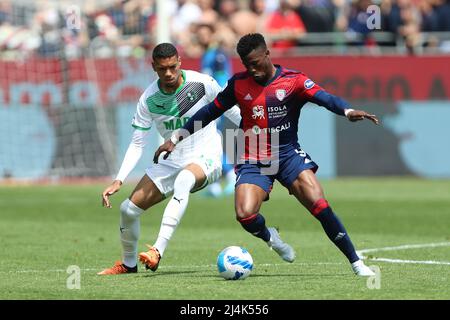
[304,79,315,90]
[252,105,265,120]
[275,89,286,101]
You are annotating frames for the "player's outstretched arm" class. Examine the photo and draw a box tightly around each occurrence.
[345,109,379,125]
[101,129,147,207]
[102,180,122,208]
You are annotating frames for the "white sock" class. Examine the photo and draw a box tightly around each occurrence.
[154,169,196,257]
[120,199,143,268]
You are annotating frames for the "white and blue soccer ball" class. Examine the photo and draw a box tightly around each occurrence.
[217,246,253,280]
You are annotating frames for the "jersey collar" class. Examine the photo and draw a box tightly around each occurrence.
[158,70,186,96]
[259,65,282,87]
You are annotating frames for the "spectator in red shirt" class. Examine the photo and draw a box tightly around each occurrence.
[265,0,306,50]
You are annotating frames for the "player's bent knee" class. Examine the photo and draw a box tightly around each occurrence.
[235,205,257,221]
[120,199,143,221]
[309,198,330,217]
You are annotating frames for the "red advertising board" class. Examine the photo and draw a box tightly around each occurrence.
[0,56,448,106]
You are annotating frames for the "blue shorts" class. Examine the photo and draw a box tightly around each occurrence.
[235,146,318,198]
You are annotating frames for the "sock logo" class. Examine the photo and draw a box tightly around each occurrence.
[119,226,125,233]
[334,232,346,241]
[173,197,183,203]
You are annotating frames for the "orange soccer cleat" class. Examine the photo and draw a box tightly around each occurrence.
[97,261,137,275]
[138,245,161,272]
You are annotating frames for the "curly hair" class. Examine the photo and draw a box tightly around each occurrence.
[236,33,267,58]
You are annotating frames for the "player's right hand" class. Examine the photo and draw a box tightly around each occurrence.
[153,140,176,164]
[102,180,122,208]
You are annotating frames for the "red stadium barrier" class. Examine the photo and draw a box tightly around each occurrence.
[1,56,448,107]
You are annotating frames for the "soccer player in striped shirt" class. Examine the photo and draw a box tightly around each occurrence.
[98,43,240,275]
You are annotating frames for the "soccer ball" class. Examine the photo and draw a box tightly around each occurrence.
[217,246,253,280]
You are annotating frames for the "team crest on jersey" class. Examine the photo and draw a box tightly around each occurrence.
[276,89,286,101]
[186,91,198,101]
[304,79,315,90]
[252,105,265,119]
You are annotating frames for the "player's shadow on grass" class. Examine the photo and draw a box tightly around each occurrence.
[135,271,349,278]
[248,273,349,278]
[137,270,207,277]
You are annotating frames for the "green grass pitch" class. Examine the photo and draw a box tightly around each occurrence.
[0,178,449,300]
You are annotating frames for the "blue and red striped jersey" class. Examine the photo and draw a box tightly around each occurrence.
[213,65,324,161]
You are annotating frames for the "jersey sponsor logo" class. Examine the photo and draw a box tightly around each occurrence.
[304,79,315,90]
[251,105,265,119]
[267,105,287,112]
[263,121,291,134]
[163,117,190,130]
[267,105,288,119]
[252,125,261,134]
[251,122,291,134]
[276,89,286,101]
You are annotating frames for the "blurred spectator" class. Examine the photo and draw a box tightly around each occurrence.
[1,0,450,59]
[297,0,337,32]
[348,0,373,36]
[382,0,422,54]
[195,22,236,198]
[198,0,219,25]
[229,4,259,37]
[435,0,450,31]
[249,0,270,33]
[265,0,306,50]
[35,5,65,57]
[419,0,439,31]
[197,23,232,86]
[0,1,11,25]
[171,0,202,53]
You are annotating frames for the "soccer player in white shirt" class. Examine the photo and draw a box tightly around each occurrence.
[98,43,240,275]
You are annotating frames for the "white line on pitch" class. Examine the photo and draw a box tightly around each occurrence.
[358,242,450,254]
[368,258,450,265]
[357,242,450,266]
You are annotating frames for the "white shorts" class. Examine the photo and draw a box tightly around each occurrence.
[145,153,222,197]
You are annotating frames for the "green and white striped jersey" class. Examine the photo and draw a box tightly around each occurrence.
[131,69,240,156]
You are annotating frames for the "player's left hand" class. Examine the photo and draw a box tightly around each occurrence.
[153,140,176,163]
[346,110,379,125]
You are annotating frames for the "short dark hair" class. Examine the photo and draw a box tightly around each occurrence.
[236,33,267,58]
[152,43,178,60]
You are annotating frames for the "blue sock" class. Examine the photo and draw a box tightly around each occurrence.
[238,213,271,242]
[312,199,359,263]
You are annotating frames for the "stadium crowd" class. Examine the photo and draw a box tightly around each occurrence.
[0,0,449,60]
